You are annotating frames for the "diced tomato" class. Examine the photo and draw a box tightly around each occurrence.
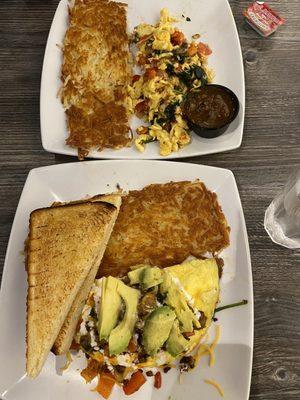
[183,331,195,338]
[187,43,198,56]
[171,31,185,46]
[92,353,105,363]
[103,344,109,356]
[150,59,159,68]
[123,370,146,396]
[138,34,151,45]
[81,359,100,383]
[70,340,80,351]
[127,338,138,352]
[156,69,166,78]
[197,42,212,56]
[154,371,162,389]
[137,54,148,66]
[135,99,149,115]
[132,74,141,84]
[94,372,116,399]
[144,68,157,80]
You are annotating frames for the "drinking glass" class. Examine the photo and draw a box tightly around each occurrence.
[264,169,300,249]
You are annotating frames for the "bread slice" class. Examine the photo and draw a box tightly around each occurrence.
[52,194,122,355]
[26,198,120,378]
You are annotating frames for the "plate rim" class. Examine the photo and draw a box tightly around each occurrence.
[40,0,245,160]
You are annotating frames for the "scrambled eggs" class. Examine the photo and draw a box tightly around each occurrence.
[127,9,214,156]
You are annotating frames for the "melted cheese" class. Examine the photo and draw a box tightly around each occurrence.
[204,379,224,397]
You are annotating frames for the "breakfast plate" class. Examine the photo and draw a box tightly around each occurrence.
[40,0,245,159]
[0,161,253,400]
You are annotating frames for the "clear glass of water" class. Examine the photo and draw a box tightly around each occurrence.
[264,169,300,249]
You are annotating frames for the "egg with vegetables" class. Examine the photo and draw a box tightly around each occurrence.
[75,258,220,399]
[127,8,213,156]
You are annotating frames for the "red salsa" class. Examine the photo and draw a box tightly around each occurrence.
[183,85,238,129]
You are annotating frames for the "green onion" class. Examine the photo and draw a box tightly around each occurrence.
[215,299,248,313]
[141,137,157,144]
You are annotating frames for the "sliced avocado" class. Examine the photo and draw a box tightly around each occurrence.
[98,277,122,341]
[142,306,176,356]
[141,267,163,290]
[108,281,139,355]
[166,320,189,357]
[160,273,200,333]
[128,265,147,285]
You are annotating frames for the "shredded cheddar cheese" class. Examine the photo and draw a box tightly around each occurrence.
[178,373,184,384]
[209,325,220,367]
[195,343,211,365]
[210,325,221,352]
[194,325,221,368]
[204,379,224,397]
[60,351,72,372]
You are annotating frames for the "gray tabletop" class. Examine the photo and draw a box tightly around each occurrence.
[0,1,299,399]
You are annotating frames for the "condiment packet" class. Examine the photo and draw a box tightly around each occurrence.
[243,1,285,37]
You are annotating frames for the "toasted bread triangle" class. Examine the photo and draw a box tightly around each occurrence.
[52,193,122,355]
[26,200,119,378]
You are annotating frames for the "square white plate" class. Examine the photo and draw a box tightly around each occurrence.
[0,161,253,400]
[40,0,245,159]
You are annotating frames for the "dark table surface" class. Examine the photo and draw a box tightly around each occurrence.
[0,0,299,399]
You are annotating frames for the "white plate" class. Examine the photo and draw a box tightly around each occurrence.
[40,0,245,159]
[0,161,253,400]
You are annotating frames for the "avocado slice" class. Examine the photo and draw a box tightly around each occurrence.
[127,265,147,285]
[160,273,200,333]
[98,277,122,341]
[166,320,189,357]
[141,267,163,290]
[108,281,139,356]
[142,306,176,356]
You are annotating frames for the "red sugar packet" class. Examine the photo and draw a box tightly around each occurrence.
[244,2,285,37]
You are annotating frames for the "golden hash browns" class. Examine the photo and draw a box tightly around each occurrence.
[99,181,230,277]
[61,0,132,159]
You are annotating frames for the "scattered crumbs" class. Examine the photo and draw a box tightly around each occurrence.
[186,17,191,22]
[116,183,121,190]
[192,33,201,39]
[106,183,110,187]
[76,368,80,371]
[66,380,70,383]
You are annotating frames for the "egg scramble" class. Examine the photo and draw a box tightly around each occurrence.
[76,259,220,398]
[127,9,214,156]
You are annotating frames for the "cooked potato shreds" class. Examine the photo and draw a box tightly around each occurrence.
[61,0,132,159]
[128,8,213,156]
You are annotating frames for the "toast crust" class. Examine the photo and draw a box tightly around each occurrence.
[52,194,121,355]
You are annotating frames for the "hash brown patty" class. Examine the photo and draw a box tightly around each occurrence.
[99,181,230,277]
[61,0,132,159]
